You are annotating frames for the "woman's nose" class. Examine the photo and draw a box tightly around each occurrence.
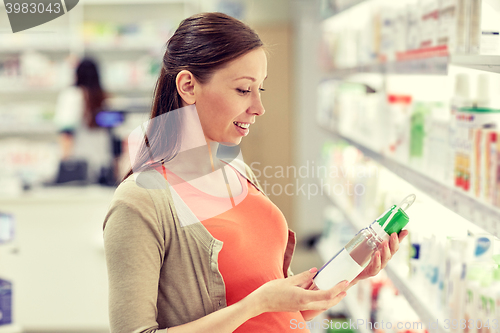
[250,93,265,116]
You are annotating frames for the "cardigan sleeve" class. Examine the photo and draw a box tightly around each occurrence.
[103,179,168,333]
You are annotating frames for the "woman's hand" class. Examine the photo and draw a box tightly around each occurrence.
[298,230,409,322]
[349,230,409,287]
[247,268,349,316]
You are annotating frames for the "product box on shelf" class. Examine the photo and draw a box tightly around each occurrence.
[0,212,15,327]
[393,4,409,55]
[468,0,483,54]
[480,0,500,55]
[0,279,12,326]
[438,0,456,47]
[406,1,421,51]
[317,80,339,131]
[380,6,396,62]
[0,213,14,245]
[452,107,500,194]
[419,0,440,49]
[409,102,431,170]
[384,94,413,164]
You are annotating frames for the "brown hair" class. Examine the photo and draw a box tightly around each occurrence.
[123,12,263,181]
[75,58,106,128]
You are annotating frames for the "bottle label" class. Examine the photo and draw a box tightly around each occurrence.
[314,248,364,290]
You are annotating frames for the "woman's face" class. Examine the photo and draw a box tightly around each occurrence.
[194,48,267,145]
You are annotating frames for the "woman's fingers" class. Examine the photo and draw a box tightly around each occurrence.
[287,268,317,287]
[303,290,347,311]
[398,229,409,243]
[366,251,382,276]
[298,280,349,310]
[380,241,392,269]
[388,233,400,254]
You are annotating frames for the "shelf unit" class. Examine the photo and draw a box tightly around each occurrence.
[318,1,500,331]
[450,55,500,74]
[320,126,500,237]
[325,54,500,79]
[0,0,200,138]
[0,124,58,137]
[342,297,372,333]
[0,2,200,332]
[320,188,449,333]
[322,0,367,17]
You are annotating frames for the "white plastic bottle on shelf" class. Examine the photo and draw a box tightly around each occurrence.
[478,263,497,333]
[314,195,416,290]
[468,0,483,54]
[480,0,500,55]
[406,0,421,51]
[386,94,413,164]
[409,232,424,286]
[446,238,468,333]
[464,263,487,333]
[440,0,471,53]
[450,73,473,189]
[476,74,491,108]
[491,256,500,333]
[424,102,451,182]
[436,237,448,312]
[419,0,440,48]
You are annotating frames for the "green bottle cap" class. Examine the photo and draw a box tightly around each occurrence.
[377,205,410,235]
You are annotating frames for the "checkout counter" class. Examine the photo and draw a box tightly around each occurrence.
[0,185,115,332]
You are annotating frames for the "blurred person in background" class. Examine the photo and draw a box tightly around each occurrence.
[54,58,113,184]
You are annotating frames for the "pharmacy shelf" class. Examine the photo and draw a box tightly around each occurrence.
[320,189,449,333]
[0,86,62,94]
[320,126,500,237]
[323,0,368,17]
[343,296,372,333]
[0,46,71,54]
[84,43,166,52]
[451,55,500,74]
[384,266,447,333]
[0,124,58,137]
[325,54,500,78]
[326,55,449,78]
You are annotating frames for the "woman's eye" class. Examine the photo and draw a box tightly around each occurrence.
[259,88,265,93]
[237,88,251,95]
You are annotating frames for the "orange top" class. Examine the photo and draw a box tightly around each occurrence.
[158,163,309,332]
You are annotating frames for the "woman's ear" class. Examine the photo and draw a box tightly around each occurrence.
[176,70,196,105]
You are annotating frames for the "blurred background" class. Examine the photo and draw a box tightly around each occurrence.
[0,0,500,332]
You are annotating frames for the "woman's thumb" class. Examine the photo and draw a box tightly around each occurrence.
[288,267,318,286]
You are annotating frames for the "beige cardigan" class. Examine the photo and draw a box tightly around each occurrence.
[103,162,296,332]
